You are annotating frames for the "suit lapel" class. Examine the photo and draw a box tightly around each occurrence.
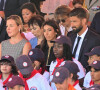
[78,30,90,61]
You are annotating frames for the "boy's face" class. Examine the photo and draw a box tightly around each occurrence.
[32,60,41,70]
[9,85,24,90]
[53,43,63,58]
[88,55,100,65]
[91,67,100,84]
[55,78,69,90]
[0,62,12,74]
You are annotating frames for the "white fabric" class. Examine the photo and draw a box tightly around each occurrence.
[83,71,91,88]
[72,28,88,60]
[25,73,51,90]
[73,58,86,79]
[0,17,2,25]
[43,71,50,82]
[49,60,65,90]
[0,79,8,90]
[22,32,35,41]
[74,83,82,90]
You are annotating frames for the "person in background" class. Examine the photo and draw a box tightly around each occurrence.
[28,48,50,82]
[28,15,45,48]
[0,55,18,90]
[21,2,39,40]
[16,55,51,90]
[40,19,61,66]
[52,67,76,90]
[62,61,82,90]
[0,16,9,43]
[0,0,30,19]
[54,5,72,36]
[0,15,31,60]
[4,75,25,90]
[83,46,100,88]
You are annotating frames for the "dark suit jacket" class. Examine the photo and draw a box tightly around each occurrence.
[4,0,30,18]
[90,12,100,35]
[0,17,9,43]
[68,28,100,69]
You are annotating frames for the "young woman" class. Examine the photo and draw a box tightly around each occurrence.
[28,15,45,48]
[0,55,18,90]
[40,20,61,66]
[49,35,72,90]
[0,15,31,60]
[21,2,39,40]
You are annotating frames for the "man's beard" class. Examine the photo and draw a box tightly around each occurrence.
[72,25,83,33]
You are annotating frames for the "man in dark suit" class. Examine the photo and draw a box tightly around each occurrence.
[68,8,100,69]
[0,0,30,19]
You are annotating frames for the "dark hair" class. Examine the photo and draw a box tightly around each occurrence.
[72,73,79,81]
[21,2,39,14]
[54,5,71,17]
[28,15,44,28]
[42,19,61,37]
[72,0,84,6]
[69,8,89,22]
[0,60,18,75]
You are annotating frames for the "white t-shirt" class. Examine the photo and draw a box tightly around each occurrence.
[25,73,51,90]
[83,71,91,88]
[43,71,50,82]
[74,83,82,90]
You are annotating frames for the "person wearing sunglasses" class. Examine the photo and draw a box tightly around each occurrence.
[54,5,72,36]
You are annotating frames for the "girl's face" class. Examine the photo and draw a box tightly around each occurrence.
[6,19,20,37]
[43,25,57,41]
[53,43,63,58]
[22,9,35,23]
[0,62,12,74]
[32,60,41,70]
[30,24,43,37]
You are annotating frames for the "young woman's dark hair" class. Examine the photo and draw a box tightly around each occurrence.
[0,60,18,75]
[28,15,44,28]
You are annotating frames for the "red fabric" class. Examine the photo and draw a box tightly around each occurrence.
[52,58,64,75]
[90,80,94,86]
[0,73,13,90]
[19,70,38,90]
[38,68,42,74]
[73,80,79,87]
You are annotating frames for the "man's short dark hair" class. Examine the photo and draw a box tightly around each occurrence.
[72,0,84,6]
[69,8,89,22]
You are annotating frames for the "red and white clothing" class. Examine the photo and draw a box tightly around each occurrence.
[49,58,64,90]
[83,71,91,88]
[0,73,13,90]
[73,80,82,90]
[19,70,51,90]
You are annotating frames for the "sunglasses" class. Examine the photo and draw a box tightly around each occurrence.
[57,19,66,23]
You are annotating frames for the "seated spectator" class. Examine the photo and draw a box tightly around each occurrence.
[28,15,45,48]
[28,48,50,82]
[52,67,76,90]
[62,61,82,90]
[0,55,18,90]
[84,46,100,88]
[0,15,31,60]
[4,75,25,90]
[16,55,51,90]
[54,5,72,35]
[40,19,61,66]
[21,2,39,40]
[0,17,9,43]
